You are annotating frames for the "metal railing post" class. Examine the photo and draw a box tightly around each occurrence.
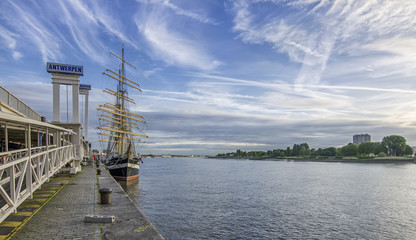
[37,153,40,187]
[26,124,32,199]
[46,128,50,182]
[10,165,15,213]
[4,123,8,152]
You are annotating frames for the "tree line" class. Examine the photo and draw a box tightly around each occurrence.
[216,135,414,159]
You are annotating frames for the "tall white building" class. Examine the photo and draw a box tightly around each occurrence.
[353,134,371,145]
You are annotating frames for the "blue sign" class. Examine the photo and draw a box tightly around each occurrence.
[46,62,83,76]
[80,84,91,90]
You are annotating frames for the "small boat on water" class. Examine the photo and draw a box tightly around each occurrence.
[96,46,148,181]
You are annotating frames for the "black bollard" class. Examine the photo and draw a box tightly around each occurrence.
[99,187,112,204]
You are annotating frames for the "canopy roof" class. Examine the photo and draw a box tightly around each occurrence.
[0,112,76,134]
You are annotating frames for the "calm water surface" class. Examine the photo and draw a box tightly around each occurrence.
[120,158,416,239]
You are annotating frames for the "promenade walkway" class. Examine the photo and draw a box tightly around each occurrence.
[7,164,163,240]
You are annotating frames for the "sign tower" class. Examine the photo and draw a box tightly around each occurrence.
[47,62,85,173]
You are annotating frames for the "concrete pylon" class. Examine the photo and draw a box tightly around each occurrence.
[79,84,91,141]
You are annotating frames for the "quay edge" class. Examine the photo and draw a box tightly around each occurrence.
[98,165,165,240]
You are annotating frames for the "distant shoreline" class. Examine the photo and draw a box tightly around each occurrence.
[212,156,416,164]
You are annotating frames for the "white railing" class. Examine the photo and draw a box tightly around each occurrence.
[0,145,75,222]
[0,86,42,121]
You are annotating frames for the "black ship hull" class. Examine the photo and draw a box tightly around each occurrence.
[105,157,140,181]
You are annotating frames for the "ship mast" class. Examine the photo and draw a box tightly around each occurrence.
[96,46,147,157]
[121,48,125,154]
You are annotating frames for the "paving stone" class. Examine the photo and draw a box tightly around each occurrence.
[4,215,27,222]
[11,163,163,240]
[0,226,14,235]
[12,165,100,240]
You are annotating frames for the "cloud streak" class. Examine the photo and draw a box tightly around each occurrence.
[0,0,141,64]
[137,0,218,25]
[136,9,221,70]
[231,0,416,88]
[0,25,21,60]
[1,1,62,62]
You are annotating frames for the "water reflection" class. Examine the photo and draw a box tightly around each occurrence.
[118,178,140,202]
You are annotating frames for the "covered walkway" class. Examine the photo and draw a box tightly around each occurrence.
[0,112,77,223]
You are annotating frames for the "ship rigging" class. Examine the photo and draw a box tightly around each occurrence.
[96,47,147,181]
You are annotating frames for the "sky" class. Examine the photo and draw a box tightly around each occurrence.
[1,0,416,155]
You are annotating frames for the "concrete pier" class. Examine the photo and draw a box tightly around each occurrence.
[10,164,164,239]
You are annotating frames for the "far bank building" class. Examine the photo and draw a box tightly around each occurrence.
[353,134,371,145]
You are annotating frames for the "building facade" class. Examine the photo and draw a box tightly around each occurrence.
[353,134,371,145]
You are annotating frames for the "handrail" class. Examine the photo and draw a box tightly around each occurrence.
[0,144,75,222]
[0,146,58,157]
[0,86,42,121]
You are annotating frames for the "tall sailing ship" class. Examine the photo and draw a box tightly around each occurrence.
[96,47,148,181]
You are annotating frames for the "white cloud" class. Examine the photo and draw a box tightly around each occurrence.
[232,0,336,87]
[136,13,221,70]
[87,0,139,49]
[231,0,416,88]
[136,0,218,25]
[56,1,108,64]
[179,73,416,124]
[146,140,267,148]
[362,38,416,62]
[0,25,22,60]
[0,25,16,49]
[143,67,163,77]
[1,1,61,62]
[12,52,22,60]
[0,0,140,64]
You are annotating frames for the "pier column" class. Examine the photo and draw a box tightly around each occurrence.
[79,85,91,165]
[79,85,91,141]
[53,83,60,122]
[84,93,89,140]
[72,84,79,123]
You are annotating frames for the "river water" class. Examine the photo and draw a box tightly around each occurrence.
[120,157,416,239]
